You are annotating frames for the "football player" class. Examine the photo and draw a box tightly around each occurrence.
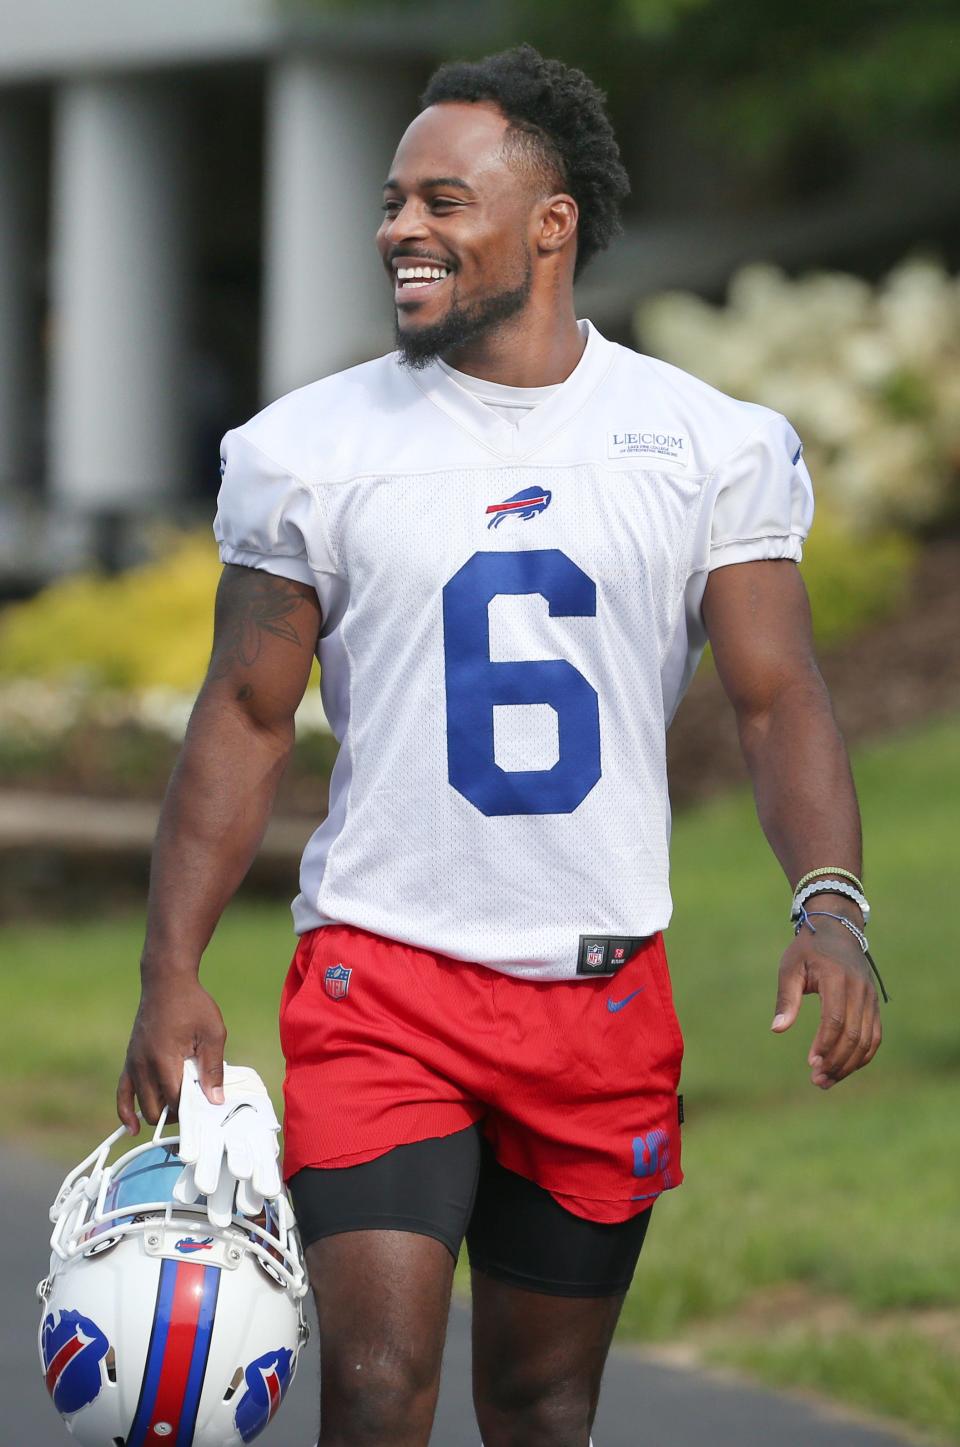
[118,45,882,1447]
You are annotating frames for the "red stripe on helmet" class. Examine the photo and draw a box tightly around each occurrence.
[144,1261,205,1436]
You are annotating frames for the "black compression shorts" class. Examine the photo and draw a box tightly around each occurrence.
[288,1125,654,1298]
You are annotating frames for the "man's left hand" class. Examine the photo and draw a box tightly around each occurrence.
[771,917,882,1088]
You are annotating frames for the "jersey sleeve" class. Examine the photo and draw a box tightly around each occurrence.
[703,410,814,572]
[679,410,815,661]
[213,427,338,595]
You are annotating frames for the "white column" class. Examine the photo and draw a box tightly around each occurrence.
[0,102,41,500]
[49,78,188,514]
[262,54,409,401]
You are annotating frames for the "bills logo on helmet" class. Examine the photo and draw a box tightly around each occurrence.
[175,1235,215,1253]
[324,963,351,1000]
[235,1347,294,1442]
[485,485,552,528]
[41,1309,110,1416]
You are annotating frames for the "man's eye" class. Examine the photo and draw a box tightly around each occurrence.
[381,200,402,213]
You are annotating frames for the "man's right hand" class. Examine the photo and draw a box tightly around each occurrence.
[117,978,227,1133]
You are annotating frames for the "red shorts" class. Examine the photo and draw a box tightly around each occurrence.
[279,924,684,1224]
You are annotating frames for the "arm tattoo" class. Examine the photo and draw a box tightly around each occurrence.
[209,567,310,681]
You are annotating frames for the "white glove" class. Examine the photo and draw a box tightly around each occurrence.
[173,1058,283,1228]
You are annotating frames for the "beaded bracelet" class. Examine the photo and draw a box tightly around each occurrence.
[794,907,890,1003]
[791,878,871,923]
[793,865,864,896]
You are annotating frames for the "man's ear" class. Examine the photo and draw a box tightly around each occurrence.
[537,194,579,256]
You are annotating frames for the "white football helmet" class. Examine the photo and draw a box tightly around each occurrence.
[37,1116,309,1446]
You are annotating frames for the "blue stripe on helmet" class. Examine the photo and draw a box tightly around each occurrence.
[126,1258,177,1447]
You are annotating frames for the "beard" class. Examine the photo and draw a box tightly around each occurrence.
[394,259,533,370]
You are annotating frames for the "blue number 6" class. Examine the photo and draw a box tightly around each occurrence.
[441,550,601,816]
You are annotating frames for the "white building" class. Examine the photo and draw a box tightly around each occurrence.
[1,0,956,584]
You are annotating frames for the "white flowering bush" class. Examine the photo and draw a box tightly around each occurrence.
[0,679,331,748]
[637,257,960,531]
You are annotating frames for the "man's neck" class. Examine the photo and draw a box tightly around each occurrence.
[440,309,585,388]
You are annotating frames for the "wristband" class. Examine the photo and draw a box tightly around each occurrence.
[791,878,870,923]
[793,866,864,896]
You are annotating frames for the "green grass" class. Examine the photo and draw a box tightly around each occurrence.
[2,714,958,1440]
[712,1328,960,1444]
[0,905,294,1155]
[620,713,960,1441]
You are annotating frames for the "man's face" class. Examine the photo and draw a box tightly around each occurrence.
[377,102,537,368]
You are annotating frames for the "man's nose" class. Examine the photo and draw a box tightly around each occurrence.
[384,200,431,244]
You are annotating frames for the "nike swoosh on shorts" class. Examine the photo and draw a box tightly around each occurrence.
[606,987,646,1014]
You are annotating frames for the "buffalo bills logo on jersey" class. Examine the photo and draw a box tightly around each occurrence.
[41,1309,110,1416]
[175,1235,215,1254]
[235,1347,294,1442]
[632,1129,670,1180]
[324,963,352,1000]
[485,486,552,528]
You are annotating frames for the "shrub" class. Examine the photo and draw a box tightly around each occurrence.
[0,532,220,691]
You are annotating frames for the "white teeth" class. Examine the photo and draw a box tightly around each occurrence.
[396,264,449,284]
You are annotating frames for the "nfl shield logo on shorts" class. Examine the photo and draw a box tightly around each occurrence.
[586,943,605,968]
[324,963,352,1000]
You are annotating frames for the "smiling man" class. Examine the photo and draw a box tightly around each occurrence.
[119,44,882,1447]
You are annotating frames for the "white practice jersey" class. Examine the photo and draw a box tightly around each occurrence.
[215,322,813,979]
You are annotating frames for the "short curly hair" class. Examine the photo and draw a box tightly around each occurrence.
[420,44,629,278]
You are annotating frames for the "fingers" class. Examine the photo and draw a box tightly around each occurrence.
[771,959,806,1032]
[196,1036,226,1106]
[807,961,848,1073]
[173,1163,200,1206]
[192,1138,224,1198]
[120,1049,184,1126]
[828,980,877,1082]
[251,1149,282,1201]
[120,1059,167,1126]
[776,922,885,1090]
[207,1170,236,1229]
[810,973,881,1089]
[153,1058,188,1124]
[224,1127,255,1185]
[116,1071,140,1135]
[177,1060,203,1164]
[862,1011,883,1068]
[236,1177,265,1219]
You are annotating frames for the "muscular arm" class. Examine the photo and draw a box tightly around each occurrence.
[118,564,322,1128]
[702,560,881,1088]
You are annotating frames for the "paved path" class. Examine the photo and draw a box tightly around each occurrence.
[5,1145,920,1447]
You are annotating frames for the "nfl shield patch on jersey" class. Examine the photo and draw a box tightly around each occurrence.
[577,935,644,976]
